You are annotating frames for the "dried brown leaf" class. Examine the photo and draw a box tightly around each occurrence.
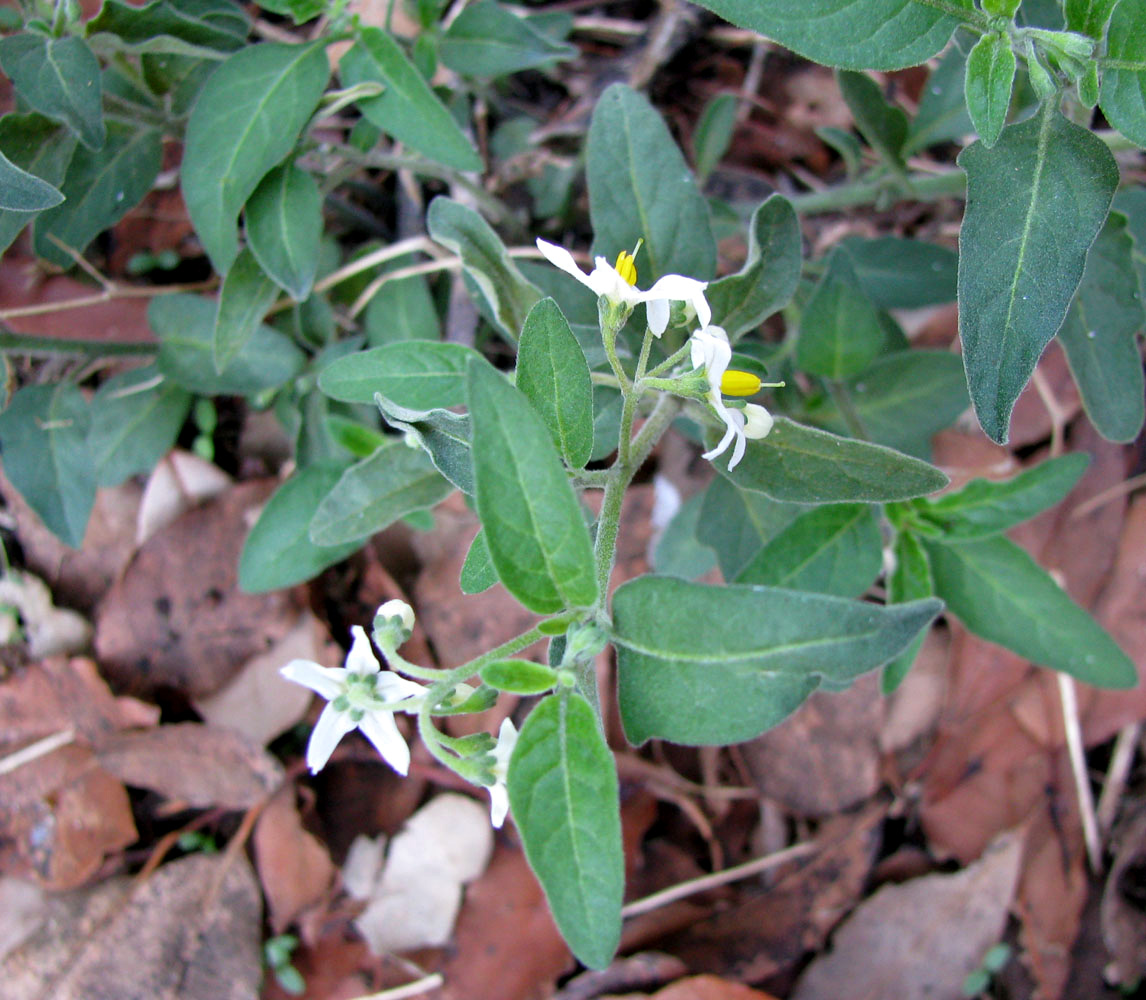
[254,787,336,934]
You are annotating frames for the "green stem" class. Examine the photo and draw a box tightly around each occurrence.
[0,330,159,356]
[437,622,551,684]
[789,169,967,215]
[644,341,693,378]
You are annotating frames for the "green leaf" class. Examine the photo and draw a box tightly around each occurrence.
[1099,0,1146,148]
[693,92,738,183]
[733,503,882,597]
[837,70,908,165]
[964,32,1015,148]
[612,575,943,745]
[507,692,622,970]
[309,443,453,546]
[1065,0,1118,37]
[590,386,622,463]
[716,417,949,502]
[0,34,105,150]
[957,104,1118,442]
[1057,211,1146,442]
[587,84,716,282]
[214,248,280,373]
[651,490,719,580]
[696,474,806,579]
[707,194,802,337]
[796,250,886,378]
[686,0,976,71]
[837,236,958,309]
[460,528,497,593]
[1113,187,1146,299]
[245,163,321,300]
[467,359,598,614]
[89,365,192,487]
[86,0,249,56]
[904,43,974,154]
[150,293,305,395]
[374,394,474,495]
[881,531,934,692]
[319,341,481,409]
[254,0,325,25]
[925,535,1136,688]
[516,298,594,468]
[479,658,558,694]
[0,383,95,548]
[181,42,329,274]
[426,196,540,340]
[340,28,482,172]
[915,452,1090,539]
[34,123,162,267]
[439,1,577,78]
[809,350,970,459]
[0,148,63,211]
[0,113,76,253]
[364,260,440,344]
[239,461,361,592]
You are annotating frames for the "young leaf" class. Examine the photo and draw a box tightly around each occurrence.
[479,659,558,694]
[957,104,1118,442]
[467,358,597,614]
[426,196,540,340]
[1057,212,1146,442]
[507,692,622,970]
[693,93,738,183]
[925,535,1136,688]
[339,28,482,172]
[0,149,63,212]
[587,84,716,282]
[1065,0,1118,37]
[733,503,882,597]
[239,461,361,592]
[1099,1,1146,148]
[516,298,594,468]
[837,70,908,166]
[89,365,192,487]
[706,194,802,337]
[837,237,958,309]
[881,530,934,693]
[181,42,329,274]
[245,163,321,300]
[151,293,305,396]
[796,249,885,378]
[375,394,474,495]
[717,417,949,502]
[964,32,1015,148]
[440,1,577,78]
[0,113,76,253]
[0,383,96,548]
[916,452,1089,539]
[685,0,974,71]
[309,443,453,546]
[34,124,162,267]
[0,34,105,150]
[460,529,497,593]
[612,575,942,745]
[214,248,280,373]
[319,341,481,409]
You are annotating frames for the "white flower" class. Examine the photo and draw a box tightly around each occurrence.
[280,626,427,775]
[486,717,518,828]
[689,325,773,471]
[535,238,710,336]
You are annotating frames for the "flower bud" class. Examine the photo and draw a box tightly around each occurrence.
[742,403,774,440]
[373,600,415,647]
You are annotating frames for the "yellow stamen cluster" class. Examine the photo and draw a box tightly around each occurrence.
[720,370,763,396]
[614,249,638,286]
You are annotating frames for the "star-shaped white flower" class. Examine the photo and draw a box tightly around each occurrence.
[535,238,710,336]
[689,325,773,471]
[280,626,427,775]
[486,717,518,829]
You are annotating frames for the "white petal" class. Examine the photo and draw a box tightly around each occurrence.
[692,289,712,331]
[358,710,411,775]
[345,626,381,676]
[701,413,739,463]
[743,403,774,439]
[646,298,670,336]
[492,717,519,777]
[488,783,509,828]
[280,660,344,701]
[307,702,357,773]
[536,239,593,289]
[587,259,636,301]
[727,410,748,470]
[375,670,428,706]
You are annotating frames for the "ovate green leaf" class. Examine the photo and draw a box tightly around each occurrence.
[0,113,76,253]
[796,249,885,378]
[214,248,280,373]
[1099,1,1146,148]
[245,163,321,300]
[440,1,577,78]
[319,341,481,409]
[964,32,1015,148]
[0,149,63,212]
[0,34,105,149]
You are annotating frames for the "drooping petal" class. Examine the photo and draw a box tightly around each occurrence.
[345,626,381,676]
[536,239,594,289]
[645,297,670,336]
[375,670,428,707]
[358,709,411,775]
[488,782,510,828]
[743,403,774,439]
[307,702,357,773]
[280,659,345,701]
[701,410,740,464]
[642,274,711,332]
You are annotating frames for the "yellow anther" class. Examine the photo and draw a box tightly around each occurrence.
[720,370,763,396]
[613,238,644,286]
